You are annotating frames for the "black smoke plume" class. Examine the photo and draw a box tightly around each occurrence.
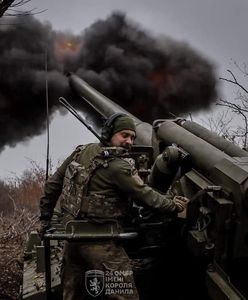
[0,12,217,151]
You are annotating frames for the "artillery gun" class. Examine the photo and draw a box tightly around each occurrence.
[21,73,248,300]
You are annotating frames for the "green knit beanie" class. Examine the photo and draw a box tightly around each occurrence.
[112,115,136,136]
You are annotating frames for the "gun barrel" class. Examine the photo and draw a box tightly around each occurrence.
[177,119,248,157]
[68,73,152,146]
[156,120,232,175]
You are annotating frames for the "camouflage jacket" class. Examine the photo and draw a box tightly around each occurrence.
[39,143,177,221]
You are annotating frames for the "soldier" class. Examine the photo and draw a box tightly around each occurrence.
[39,113,188,300]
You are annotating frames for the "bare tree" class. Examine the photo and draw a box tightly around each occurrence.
[201,109,236,141]
[0,0,45,19]
[200,63,248,149]
[0,0,15,17]
[217,65,248,148]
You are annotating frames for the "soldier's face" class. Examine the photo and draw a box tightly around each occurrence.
[110,130,136,149]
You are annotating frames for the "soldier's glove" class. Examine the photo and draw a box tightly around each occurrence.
[37,220,51,240]
[173,196,189,213]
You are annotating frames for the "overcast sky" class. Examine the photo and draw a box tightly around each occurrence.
[0,0,247,179]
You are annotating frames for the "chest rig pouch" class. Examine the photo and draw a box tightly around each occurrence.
[60,145,129,218]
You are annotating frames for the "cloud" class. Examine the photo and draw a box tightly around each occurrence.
[0,12,217,151]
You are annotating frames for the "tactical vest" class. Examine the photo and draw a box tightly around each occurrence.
[60,144,132,219]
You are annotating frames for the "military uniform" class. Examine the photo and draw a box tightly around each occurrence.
[40,143,179,299]
[40,143,178,220]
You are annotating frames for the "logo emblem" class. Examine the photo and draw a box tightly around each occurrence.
[85,270,105,297]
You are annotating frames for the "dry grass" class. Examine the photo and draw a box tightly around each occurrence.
[0,209,39,300]
[0,161,45,300]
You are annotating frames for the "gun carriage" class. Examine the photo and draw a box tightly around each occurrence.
[22,73,248,300]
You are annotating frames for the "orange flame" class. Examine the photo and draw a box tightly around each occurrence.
[54,37,82,62]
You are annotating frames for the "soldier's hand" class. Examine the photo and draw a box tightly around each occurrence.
[173,196,189,213]
[37,220,51,240]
